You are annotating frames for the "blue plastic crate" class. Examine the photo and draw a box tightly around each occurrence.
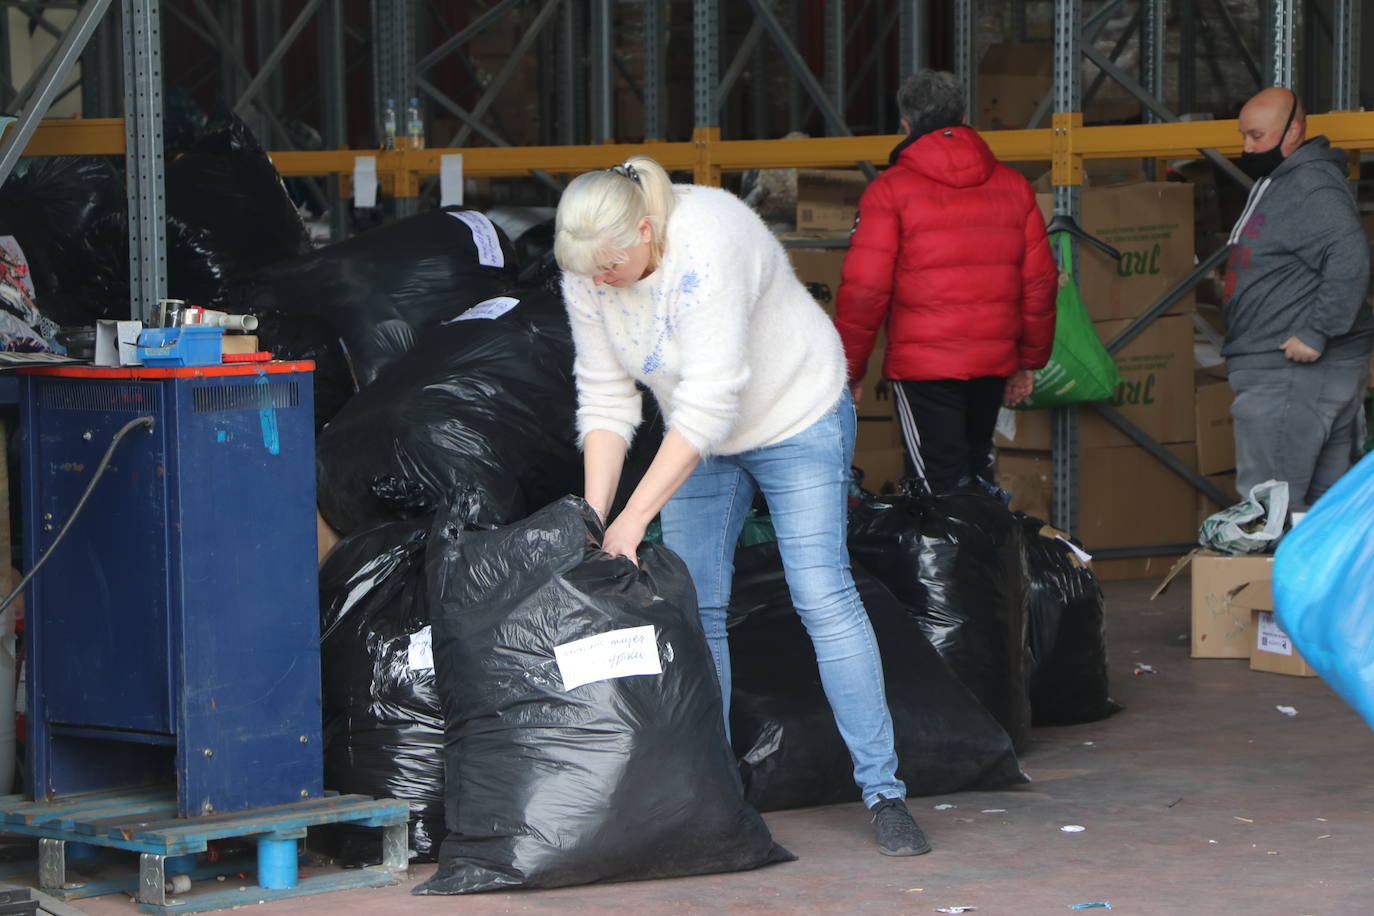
[137,326,223,367]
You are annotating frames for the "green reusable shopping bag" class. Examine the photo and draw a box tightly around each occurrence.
[1015,233,1123,410]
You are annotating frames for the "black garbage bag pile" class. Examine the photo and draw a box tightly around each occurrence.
[847,488,1033,750]
[726,543,1026,812]
[0,113,310,328]
[163,109,312,307]
[230,207,518,392]
[0,156,127,327]
[415,496,792,896]
[317,519,445,865]
[1019,515,1122,726]
[314,287,580,535]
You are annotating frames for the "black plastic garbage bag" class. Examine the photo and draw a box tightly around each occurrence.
[415,496,792,895]
[314,287,579,534]
[230,207,518,389]
[318,519,445,865]
[164,109,312,307]
[1019,515,1122,726]
[847,488,1033,750]
[727,543,1025,812]
[0,156,127,326]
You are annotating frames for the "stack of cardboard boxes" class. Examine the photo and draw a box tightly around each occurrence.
[996,180,1206,576]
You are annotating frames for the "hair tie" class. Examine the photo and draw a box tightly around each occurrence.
[609,163,640,184]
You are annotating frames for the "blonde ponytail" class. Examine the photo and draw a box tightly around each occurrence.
[554,155,679,276]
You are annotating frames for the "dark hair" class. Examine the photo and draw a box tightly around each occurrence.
[896,69,965,135]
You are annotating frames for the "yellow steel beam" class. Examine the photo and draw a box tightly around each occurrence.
[23,118,124,156]
[19,110,1374,193]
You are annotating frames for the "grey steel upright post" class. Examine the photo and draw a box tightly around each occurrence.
[1140,0,1164,175]
[899,0,928,78]
[1333,0,1361,110]
[1269,0,1296,88]
[373,0,417,216]
[123,0,166,323]
[825,0,845,135]
[1050,0,1081,535]
[643,0,664,139]
[590,0,613,142]
[1179,1,1196,112]
[694,0,719,132]
[953,0,975,124]
[558,1,577,145]
[82,5,124,118]
[321,0,348,241]
[254,0,283,146]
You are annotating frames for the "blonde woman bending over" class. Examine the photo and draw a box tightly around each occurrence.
[553,156,929,857]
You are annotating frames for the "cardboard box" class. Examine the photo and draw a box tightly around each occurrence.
[785,241,892,418]
[994,407,1052,451]
[1080,314,1197,449]
[977,43,1052,131]
[1161,550,1275,658]
[1229,579,1318,676]
[1037,182,1196,322]
[796,169,867,231]
[1248,609,1317,676]
[996,448,1053,523]
[855,416,902,454]
[1079,441,1200,550]
[1195,373,1236,474]
[853,446,907,495]
[221,334,260,356]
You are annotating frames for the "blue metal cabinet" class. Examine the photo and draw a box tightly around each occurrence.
[19,365,322,817]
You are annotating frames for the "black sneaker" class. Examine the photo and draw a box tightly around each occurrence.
[870,797,931,856]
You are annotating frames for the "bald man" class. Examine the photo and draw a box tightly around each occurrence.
[1222,87,1372,511]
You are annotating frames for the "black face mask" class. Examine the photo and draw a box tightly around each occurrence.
[1239,94,1298,179]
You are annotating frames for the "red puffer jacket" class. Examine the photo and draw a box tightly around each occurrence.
[835,126,1057,383]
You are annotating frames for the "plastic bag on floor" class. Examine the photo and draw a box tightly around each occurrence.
[847,487,1033,749]
[415,496,792,895]
[1273,452,1374,728]
[727,543,1026,811]
[314,287,579,534]
[230,207,518,390]
[1019,515,1122,726]
[318,519,444,865]
[1200,479,1289,554]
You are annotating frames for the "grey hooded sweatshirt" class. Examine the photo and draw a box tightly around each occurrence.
[1222,136,1373,369]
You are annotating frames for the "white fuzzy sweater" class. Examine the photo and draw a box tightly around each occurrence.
[562,185,846,456]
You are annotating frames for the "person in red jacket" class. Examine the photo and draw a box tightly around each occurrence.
[836,70,1057,495]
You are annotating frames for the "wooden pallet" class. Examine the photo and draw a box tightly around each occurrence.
[0,790,409,914]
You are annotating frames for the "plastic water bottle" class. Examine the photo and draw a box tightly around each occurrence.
[382,97,398,150]
[406,97,425,150]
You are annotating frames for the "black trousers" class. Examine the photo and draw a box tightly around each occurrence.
[891,377,1006,494]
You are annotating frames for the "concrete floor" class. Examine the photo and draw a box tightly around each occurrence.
[44,575,1374,914]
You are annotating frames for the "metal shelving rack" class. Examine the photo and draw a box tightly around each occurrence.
[0,0,1369,558]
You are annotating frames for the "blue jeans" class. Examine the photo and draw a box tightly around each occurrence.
[659,390,906,806]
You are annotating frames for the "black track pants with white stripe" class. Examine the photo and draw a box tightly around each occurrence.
[891,376,1006,495]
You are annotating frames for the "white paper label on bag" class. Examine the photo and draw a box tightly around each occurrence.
[995,407,1017,443]
[1055,536,1093,564]
[443,296,519,323]
[554,625,661,691]
[448,210,505,268]
[353,155,378,209]
[439,153,464,207]
[1255,611,1293,656]
[408,625,435,671]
